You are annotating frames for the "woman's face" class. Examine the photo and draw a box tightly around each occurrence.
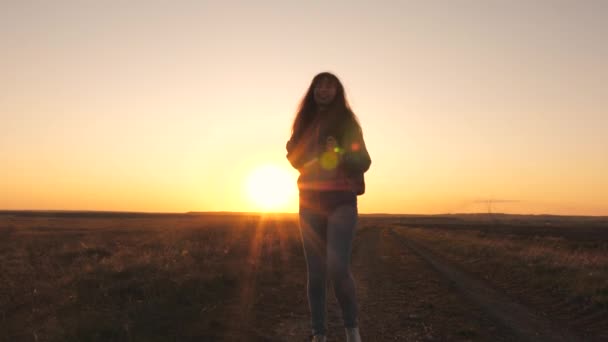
[313,77,338,106]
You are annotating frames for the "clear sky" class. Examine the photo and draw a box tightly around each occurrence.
[1,1,607,215]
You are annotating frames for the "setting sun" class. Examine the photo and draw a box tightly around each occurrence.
[245,164,297,212]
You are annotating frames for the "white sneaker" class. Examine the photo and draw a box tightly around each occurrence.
[345,327,361,342]
[311,335,326,342]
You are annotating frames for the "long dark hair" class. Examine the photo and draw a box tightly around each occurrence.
[290,72,361,144]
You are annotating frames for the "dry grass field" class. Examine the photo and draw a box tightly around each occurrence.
[1,211,607,341]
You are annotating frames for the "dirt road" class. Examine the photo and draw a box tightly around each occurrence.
[226,221,588,341]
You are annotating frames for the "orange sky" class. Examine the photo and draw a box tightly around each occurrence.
[1,2,607,215]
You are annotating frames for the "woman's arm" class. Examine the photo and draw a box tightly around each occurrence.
[341,123,371,174]
[286,137,318,170]
[286,138,304,169]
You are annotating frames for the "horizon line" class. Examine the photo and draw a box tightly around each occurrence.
[1,209,606,218]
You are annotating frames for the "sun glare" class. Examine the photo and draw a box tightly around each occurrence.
[246,164,296,212]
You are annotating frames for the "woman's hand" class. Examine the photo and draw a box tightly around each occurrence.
[325,136,337,152]
[319,136,342,170]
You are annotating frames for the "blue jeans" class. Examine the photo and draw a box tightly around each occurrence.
[299,203,359,336]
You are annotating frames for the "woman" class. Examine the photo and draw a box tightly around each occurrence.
[286,72,371,342]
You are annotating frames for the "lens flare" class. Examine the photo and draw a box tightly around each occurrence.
[320,151,339,170]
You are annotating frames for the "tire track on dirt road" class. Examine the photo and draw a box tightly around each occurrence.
[389,227,582,342]
[354,226,518,341]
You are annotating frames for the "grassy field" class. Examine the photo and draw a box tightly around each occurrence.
[1,212,276,341]
[395,225,608,308]
[1,211,607,341]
